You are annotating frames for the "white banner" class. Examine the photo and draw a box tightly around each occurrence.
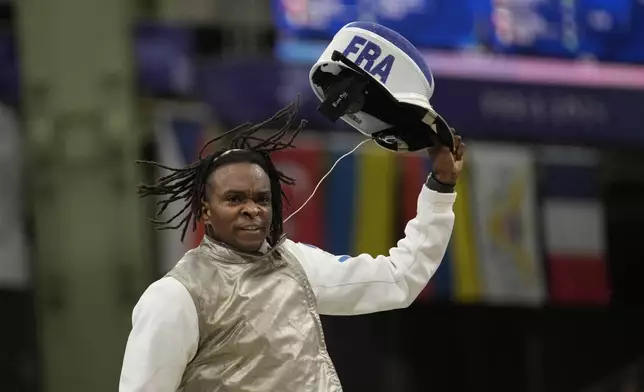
[469,143,546,306]
[0,103,29,288]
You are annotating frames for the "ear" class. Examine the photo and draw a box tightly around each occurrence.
[201,199,212,224]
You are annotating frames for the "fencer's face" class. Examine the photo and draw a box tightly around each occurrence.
[203,162,273,252]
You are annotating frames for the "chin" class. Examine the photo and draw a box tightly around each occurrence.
[238,242,264,253]
[233,238,265,252]
[234,229,268,253]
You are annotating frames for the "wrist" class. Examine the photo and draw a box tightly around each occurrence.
[432,170,457,185]
[426,173,456,193]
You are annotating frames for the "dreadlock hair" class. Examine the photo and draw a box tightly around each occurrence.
[136,98,307,246]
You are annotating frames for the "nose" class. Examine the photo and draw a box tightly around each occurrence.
[241,202,261,219]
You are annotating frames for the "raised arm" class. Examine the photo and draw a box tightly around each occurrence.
[290,137,464,316]
[289,183,455,315]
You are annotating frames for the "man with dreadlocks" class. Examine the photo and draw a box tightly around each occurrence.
[119,97,463,392]
[120,23,464,392]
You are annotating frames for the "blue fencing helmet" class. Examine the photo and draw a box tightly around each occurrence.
[310,22,455,152]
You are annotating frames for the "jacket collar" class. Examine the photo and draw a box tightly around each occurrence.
[199,234,287,264]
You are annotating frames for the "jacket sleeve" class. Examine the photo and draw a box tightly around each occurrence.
[119,277,199,392]
[288,184,456,316]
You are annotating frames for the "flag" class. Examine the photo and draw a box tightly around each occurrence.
[538,146,610,306]
[451,159,482,303]
[353,143,397,257]
[324,134,359,256]
[469,143,546,306]
[272,139,326,247]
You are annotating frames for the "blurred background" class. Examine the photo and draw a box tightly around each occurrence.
[2,0,644,391]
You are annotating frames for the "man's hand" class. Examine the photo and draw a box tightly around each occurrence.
[427,132,465,185]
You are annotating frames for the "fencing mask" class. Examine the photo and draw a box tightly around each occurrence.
[309,21,455,152]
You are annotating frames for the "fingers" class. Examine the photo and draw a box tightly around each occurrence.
[455,144,465,161]
[453,135,462,150]
[453,136,465,161]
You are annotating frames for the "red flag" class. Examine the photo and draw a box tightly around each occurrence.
[272,143,326,247]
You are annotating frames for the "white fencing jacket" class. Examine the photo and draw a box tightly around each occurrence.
[120,185,456,391]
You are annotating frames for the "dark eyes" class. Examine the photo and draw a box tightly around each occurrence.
[225,195,270,204]
[226,195,242,203]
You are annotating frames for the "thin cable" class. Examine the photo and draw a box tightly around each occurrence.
[284,138,371,223]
